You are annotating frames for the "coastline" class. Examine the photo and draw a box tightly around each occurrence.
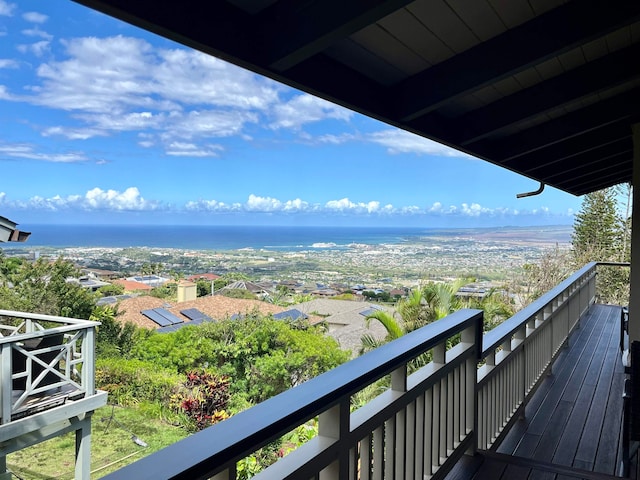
[6,224,572,251]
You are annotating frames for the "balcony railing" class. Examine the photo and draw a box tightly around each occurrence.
[477,262,597,451]
[105,262,613,480]
[0,310,100,422]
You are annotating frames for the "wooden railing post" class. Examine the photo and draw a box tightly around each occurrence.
[462,320,480,455]
[319,399,350,479]
[83,327,95,396]
[1,344,11,424]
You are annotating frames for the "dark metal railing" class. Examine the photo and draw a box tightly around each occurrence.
[104,261,625,479]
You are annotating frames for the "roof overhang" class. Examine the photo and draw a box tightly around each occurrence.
[0,216,31,243]
[72,0,640,196]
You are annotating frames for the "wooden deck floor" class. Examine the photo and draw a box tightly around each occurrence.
[446,304,631,480]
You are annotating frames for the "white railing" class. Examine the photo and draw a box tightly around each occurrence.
[104,261,622,480]
[0,310,100,422]
[476,262,598,451]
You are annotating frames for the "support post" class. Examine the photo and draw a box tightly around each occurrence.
[75,414,92,480]
[0,456,11,480]
[629,123,640,344]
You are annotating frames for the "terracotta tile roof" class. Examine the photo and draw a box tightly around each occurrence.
[113,279,153,292]
[115,295,289,330]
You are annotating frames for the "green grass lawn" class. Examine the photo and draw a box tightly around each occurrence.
[7,404,188,479]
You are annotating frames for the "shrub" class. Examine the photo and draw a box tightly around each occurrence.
[171,370,230,431]
[96,357,182,406]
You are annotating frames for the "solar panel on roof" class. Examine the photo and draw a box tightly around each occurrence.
[273,309,308,321]
[360,306,383,317]
[153,308,184,325]
[180,308,212,322]
[142,309,172,327]
[156,324,182,333]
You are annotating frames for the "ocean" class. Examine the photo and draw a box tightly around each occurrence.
[6,224,572,251]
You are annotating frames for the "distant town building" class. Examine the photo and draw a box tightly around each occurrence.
[187,273,220,282]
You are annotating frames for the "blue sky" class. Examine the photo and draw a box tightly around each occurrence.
[0,1,583,228]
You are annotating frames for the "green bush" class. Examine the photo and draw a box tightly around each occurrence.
[130,326,215,372]
[96,357,183,406]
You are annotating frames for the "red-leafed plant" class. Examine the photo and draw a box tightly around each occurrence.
[172,370,230,431]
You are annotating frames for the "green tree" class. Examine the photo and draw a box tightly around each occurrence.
[91,305,137,357]
[571,186,630,304]
[361,278,469,354]
[97,283,125,297]
[0,257,96,318]
[150,282,178,299]
[196,279,212,297]
[462,288,514,332]
[0,255,23,286]
[422,278,471,322]
[572,188,620,263]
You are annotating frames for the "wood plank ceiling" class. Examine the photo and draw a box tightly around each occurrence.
[73,0,640,196]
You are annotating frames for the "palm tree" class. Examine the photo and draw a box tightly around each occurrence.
[361,309,405,354]
[421,278,471,322]
[395,288,426,332]
[463,287,514,332]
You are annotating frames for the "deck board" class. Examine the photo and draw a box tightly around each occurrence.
[445,304,630,480]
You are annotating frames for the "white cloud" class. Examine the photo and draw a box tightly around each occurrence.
[324,198,389,214]
[84,187,156,211]
[21,27,53,40]
[185,199,240,212]
[0,187,575,220]
[27,36,280,116]
[303,132,357,145]
[460,203,490,216]
[0,59,18,68]
[165,142,223,157]
[164,110,258,140]
[9,187,159,212]
[153,48,280,109]
[271,94,352,130]
[5,35,291,150]
[0,1,15,16]
[22,11,48,23]
[246,194,283,212]
[42,126,109,140]
[244,194,310,213]
[368,129,471,158]
[17,40,50,57]
[0,143,87,163]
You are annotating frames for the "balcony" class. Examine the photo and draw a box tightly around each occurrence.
[101,261,628,479]
[0,310,107,479]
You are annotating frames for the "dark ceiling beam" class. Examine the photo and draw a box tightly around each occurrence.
[393,0,640,121]
[503,131,632,173]
[539,152,633,187]
[557,161,631,190]
[453,43,640,145]
[259,0,416,71]
[72,0,258,68]
[523,138,633,180]
[284,55,393,120]
[470,89,640,161]
[569,166,632,195]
